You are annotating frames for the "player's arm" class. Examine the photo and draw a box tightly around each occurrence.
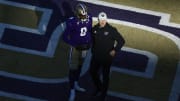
[62,20,72,44]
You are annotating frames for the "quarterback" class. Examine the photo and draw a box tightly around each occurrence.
[62,3,92,101]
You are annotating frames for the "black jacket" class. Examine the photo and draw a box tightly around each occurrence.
[91,23,125,62]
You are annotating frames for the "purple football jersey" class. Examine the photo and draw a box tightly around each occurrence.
[63,15,92,47]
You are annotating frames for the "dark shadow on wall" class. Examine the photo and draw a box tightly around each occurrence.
[53,0,78,21]
[0,0,76,51]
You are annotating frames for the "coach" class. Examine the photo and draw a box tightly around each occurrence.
[90,12,125,101]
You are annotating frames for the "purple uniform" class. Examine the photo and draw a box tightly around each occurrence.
[63,15,92,48]
[65,4,91,101]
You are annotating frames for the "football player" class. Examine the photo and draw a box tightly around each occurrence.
[62,3,92,101]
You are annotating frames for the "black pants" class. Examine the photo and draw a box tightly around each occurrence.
[90,56,112,100]
[68,47,87,89]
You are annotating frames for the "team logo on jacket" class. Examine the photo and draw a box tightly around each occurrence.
[94,30,97,34]
[104,31,109,35]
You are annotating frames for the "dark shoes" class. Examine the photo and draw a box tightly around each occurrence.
[92,90,106,101]
[92,90,102,96]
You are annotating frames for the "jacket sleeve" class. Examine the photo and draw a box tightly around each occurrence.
[112,28,125,51]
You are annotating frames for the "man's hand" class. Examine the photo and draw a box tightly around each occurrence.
[110,49,116,57]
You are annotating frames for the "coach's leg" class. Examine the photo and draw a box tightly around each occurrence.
[90,57,102,95]
[100,62,111,101]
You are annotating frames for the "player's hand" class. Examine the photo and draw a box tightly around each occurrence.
[110,50,116,57]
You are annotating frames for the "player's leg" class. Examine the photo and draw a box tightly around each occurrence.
[68,47,79,101]
[68,49,88,100]
[74,50,87,92]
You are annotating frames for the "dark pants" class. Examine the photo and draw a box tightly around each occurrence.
[68,47,87,89]
[90,56,112,101]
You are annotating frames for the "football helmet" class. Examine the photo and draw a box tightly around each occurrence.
[75,3,88,20]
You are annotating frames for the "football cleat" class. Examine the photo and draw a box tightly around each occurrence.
[74,81,86,92]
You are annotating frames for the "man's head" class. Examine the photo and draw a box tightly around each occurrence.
[98,12,107,27]
[75,3,88,21]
